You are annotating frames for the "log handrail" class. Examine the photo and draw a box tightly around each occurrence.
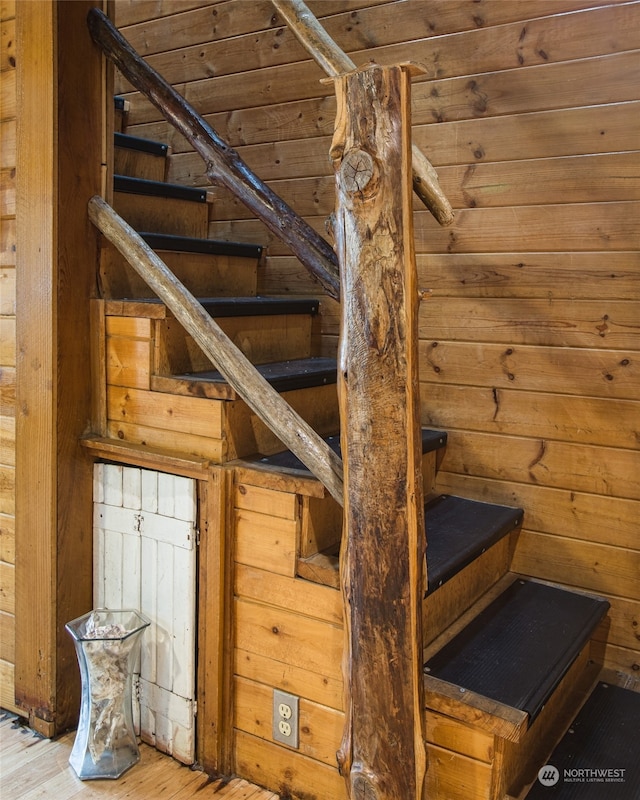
[87,7,340,300]
[88,195,344,505]
[271,0,455,227]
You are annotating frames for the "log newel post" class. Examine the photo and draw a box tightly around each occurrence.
[332,63,427,800]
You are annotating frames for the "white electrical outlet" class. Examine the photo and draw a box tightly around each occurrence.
[273,689,299,748]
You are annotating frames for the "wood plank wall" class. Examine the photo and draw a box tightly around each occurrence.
[0,0,18,715]
[114,0,639,681]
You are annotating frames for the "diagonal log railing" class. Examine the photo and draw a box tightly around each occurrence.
[88,195,344,505]
[87,7,340,300]
[272,0,454,227]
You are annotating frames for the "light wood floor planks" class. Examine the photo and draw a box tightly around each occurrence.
[0,712,279,800]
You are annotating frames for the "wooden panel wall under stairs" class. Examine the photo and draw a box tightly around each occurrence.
[113,0,640,685]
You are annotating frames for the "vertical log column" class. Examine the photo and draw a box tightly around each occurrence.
[332,63,427,800]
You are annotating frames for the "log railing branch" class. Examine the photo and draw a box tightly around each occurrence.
[87,7,340,300]
[272,0,454,226]
[88,195,344,505]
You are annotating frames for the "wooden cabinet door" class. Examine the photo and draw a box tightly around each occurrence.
[93,464,197,764]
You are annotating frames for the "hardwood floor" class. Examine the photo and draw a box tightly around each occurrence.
[0,712,279,800]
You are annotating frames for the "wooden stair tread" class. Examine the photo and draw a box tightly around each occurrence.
[108,295,318,319]
[138,232,263,260]
[159,356,338,398]
[298,489,518,592]
[525,681,640,799]
[114,174,210,203]
[426,494,522,592]
[114,131,169,157]
[256,428,448,472]
[424,579,609,722]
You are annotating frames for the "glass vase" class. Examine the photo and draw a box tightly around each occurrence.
[65,608,150,780]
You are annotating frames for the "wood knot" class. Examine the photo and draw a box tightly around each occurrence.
[353,775,378,800]
[340,148,375,194]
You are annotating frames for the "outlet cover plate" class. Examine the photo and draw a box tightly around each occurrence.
[273,689,299,748]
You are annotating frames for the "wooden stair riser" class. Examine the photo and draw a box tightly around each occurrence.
[106,382,339,462]
[101,243,259,298]
[425,743,493,800]
[423,534,516,647]
[496,645,600,799]
[113,191,210,238]
[114,146,167,182]
[297,448,444,564]
[226,383,339,459]
[105,314,154,391]
[105,310,321,394]
[229,436,450,591]
[152,314,314,376]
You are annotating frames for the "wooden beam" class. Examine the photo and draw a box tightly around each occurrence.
[87,7,341,301]
[15,0,102,735]
[88,196,344,505]
[271,0,454,226]
[15,0,56,736]
[197,467,233,774]
[332,63,427,800]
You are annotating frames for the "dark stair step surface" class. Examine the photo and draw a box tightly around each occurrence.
[424,579,610,721]
[257,428,448,472]
[526,681,640,799]
[138,232,263,261]
[114,132,169,158]
[173,356,337,394]
[114,174,209,203]
[123,295,319,318]
[426,494,523,591]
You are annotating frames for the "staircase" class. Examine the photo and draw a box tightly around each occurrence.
[92,119,633,800]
